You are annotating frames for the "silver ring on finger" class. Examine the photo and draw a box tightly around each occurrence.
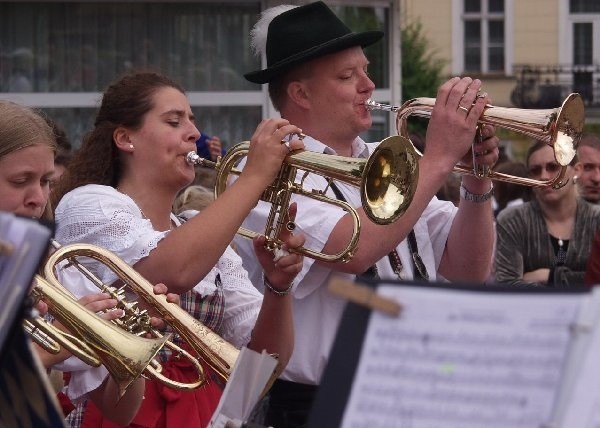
[458,105,469,113]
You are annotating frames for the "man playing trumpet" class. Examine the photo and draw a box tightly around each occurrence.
[234,2,500,427]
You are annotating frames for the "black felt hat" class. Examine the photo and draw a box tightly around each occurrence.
[244,1,384,84]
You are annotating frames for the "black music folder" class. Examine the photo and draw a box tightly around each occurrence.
[0,211,65,428]
[308,278,600,428]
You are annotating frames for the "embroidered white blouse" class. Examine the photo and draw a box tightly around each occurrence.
[54,184,263,401]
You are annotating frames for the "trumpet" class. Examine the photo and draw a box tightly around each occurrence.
[366,93,585,189]
[187,136,419,263]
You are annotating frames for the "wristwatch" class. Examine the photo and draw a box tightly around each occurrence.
[459,184,494,203]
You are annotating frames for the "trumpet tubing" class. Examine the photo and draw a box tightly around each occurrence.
[366,93,585,189]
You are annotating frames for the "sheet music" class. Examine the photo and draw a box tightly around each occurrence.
[0,212,53,352]
[340,284,584,428]
[551,287,600,428]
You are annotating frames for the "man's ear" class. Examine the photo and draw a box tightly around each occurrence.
[113,127,135,153]
[287,81,310,109]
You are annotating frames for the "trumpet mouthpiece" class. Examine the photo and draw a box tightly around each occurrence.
[186,151,201,165]
[364,99,399,112]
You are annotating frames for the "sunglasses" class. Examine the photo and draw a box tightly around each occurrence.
[528,162,561,177]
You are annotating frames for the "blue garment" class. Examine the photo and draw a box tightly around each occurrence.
[196,133,226,160]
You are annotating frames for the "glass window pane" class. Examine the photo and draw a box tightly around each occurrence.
[191,106,262,153]
[570,0,600,13]
[464,21,481,72]
[573,22,593,65]
[489,0,505,13]
[489,20,504,43]
[0,2,261,93]
[40,108,97,151]
[465,47,481,71]
[488,46,504,71]
[464,0,481,13]
[464,20,481,43]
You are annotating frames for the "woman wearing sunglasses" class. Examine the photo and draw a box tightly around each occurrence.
[494,140,600,287]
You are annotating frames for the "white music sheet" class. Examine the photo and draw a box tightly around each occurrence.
[340,284,584,428]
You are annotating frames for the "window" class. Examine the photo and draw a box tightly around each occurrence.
[462,0,505,73]
[1,1,394,146]
[570,0,600,13]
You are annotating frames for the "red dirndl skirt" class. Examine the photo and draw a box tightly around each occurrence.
[81,354,223,428]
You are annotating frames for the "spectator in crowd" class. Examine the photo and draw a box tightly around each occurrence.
[585,230,600,286]
[495,140,600,287]
[574,133,600,203]
[492,160,532,217]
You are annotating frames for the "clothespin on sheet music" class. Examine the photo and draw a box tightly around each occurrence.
[0,239,13,256]
[328,277,402,317]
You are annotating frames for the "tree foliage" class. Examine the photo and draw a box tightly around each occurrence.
[401,21,446,137]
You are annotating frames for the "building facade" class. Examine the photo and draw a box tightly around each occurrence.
[0,0,402,148]
[401,0,600,116]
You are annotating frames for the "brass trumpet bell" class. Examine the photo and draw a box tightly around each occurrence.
[187,136,419,262]
[366,93,585,189]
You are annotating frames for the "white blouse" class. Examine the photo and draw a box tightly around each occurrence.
[54,184,263,401]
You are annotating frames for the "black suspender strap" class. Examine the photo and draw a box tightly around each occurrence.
[328,181,429,281]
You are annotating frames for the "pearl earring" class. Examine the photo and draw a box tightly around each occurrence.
[129,144,134,149]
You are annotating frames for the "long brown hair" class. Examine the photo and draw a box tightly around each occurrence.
[51,71,185,207]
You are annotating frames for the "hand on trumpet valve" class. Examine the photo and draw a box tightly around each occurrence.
[148,283,180,331]
[244,118,305,186]
[460,123,500,169]
[254,202,305,294]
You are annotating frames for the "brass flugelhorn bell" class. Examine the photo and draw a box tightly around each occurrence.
[44,241,241,386]
[187,136,419,262]
[366,93,585,189]
[28,274,170,399]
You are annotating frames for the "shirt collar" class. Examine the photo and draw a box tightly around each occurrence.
[302,135,370,159]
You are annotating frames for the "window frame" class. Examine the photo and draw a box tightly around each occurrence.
[451,0,513,76]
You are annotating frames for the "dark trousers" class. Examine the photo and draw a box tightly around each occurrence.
[265,379,318,428]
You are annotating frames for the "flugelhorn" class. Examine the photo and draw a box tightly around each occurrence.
[28,274,170,399]
[44,241,241,385]
[366,93,585,189]
[187,136,419,262]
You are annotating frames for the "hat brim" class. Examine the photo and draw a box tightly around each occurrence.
[244,30,384,84]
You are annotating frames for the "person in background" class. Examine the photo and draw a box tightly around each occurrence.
[495,140,600,287]
[43,117,73,184]
[51,70,305,427]
[173,183,215,215]
[196,132,226,162]
[235,3,499,427]
[492,160,532,218]
[0,100,156,426]
[574,133,600,204]
[585,230,600,286]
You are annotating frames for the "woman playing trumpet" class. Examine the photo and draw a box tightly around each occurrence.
[51,71,305,427]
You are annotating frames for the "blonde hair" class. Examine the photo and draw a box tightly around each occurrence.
[173,185,215,214]
[0,101,56,159]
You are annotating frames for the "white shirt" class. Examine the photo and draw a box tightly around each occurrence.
[54,184,263,401]
[234,135,457,384]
